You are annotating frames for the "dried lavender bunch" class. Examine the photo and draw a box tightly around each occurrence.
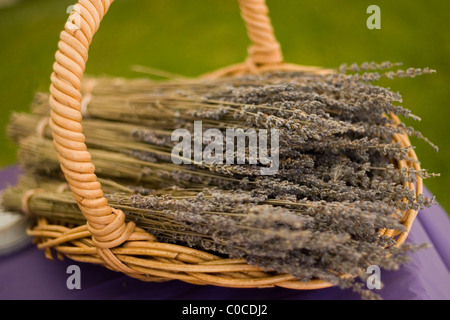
[5,62,439,299]
[1,175,428,300]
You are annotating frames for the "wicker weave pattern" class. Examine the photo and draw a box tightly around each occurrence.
[26,0,423,289]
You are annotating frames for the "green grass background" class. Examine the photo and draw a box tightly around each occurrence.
[0,0,449,212]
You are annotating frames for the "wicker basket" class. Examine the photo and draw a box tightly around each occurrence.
[26,0,423,290]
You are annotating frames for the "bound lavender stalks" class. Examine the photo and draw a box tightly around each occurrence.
[3,62,438,299]
[0,174,428,300]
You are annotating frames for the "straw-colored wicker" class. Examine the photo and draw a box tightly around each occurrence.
[26,0,423,290]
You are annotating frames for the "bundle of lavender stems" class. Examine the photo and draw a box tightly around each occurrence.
[1,62,439,299]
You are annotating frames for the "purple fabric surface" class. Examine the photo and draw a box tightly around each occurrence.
[1,165,449,300]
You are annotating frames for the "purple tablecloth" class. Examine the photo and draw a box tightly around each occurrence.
[1,165,449,300]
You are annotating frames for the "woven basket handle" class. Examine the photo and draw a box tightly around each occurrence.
[238,0,283,66]
[49,0,283,251]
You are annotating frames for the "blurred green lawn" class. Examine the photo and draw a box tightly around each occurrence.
[0,0,449,212]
